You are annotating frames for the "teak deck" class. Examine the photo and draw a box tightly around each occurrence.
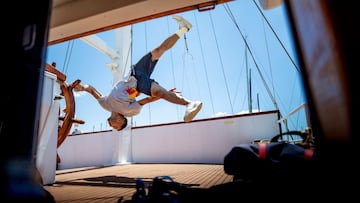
[44,164,233,203]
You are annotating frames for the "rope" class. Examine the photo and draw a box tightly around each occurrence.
[180,44,192,97]
[167,16,181,120]
[182,31,203,103]
[184,33,190,53]
[62,40,74,74]
[232,51,247,112]
[209,11,234,114]
[251,0,300,73]
[260,15,276,110]
[193,12,215,115]
[144,22,152,125]
[251,1,305,130]
[223,3,280,113]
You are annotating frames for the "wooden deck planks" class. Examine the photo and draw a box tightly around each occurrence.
[44,164,233,203]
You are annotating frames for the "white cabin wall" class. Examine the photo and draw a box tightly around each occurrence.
[131,113,280,163]
[57,112,280,169]
[57,130,123,169]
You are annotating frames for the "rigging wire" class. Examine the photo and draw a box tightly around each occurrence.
[124,37,132,80]
[144,22,152,125]
[223,3,280,114]
[166,16,181,120]
[275,71,302,130]
[184,34,190,53]
[167,17,177,88]
[193,12,215,115]
[233,55,248,112]
[181,34,192,97]
[251,1,306,130]
[260,14,277,110]
[180,41,194,99]
[62,40,74,74]
[251,0,300,73]
[232,46,246,112]
[183,31,203,104]
[180,45,189,97]
[209,11,234,114]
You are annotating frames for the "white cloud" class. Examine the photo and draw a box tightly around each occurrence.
[73,91,86,97]
[212,112,229,117]
[236,109,260,115]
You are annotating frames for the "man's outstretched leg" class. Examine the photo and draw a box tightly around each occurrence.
[150,15,202,122]
[151,15,193,60]
[151,82,202,122]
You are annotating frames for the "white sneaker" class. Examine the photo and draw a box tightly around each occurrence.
[184,101,202,122]
[172,15,192,31]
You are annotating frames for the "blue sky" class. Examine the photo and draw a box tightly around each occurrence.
[46,0,307,133]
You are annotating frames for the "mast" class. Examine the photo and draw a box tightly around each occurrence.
[245,38,253,113]
[80,25,132,85]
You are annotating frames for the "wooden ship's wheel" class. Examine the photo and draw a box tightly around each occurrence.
[45,63,85,164]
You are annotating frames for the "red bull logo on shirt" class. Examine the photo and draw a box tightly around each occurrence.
[126,87,140,99]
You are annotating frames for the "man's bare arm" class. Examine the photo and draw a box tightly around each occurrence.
[74,84,102,100]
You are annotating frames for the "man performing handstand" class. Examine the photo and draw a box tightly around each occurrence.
[74,15,202,131]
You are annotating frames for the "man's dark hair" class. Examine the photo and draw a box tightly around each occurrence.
[118,116,128,131]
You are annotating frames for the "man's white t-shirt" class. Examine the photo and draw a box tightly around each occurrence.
[97,76,142,117]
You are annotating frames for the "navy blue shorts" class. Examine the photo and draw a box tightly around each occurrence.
[132,52,158,96]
